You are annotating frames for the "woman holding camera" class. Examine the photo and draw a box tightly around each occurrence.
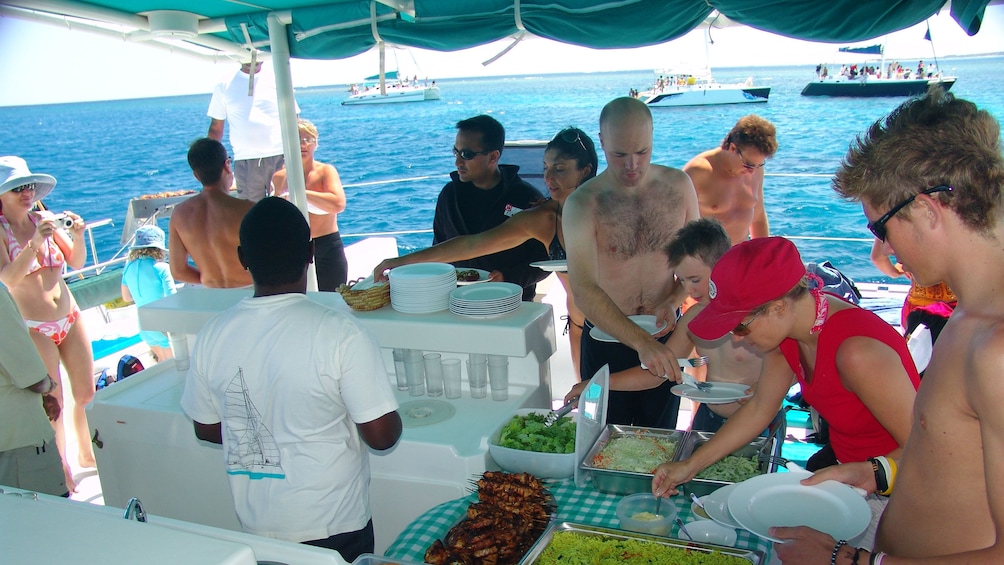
[0,156,95,492]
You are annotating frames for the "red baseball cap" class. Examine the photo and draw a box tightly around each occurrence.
[690,237,807,341]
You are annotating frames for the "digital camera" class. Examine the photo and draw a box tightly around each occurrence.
[48,213,75,229]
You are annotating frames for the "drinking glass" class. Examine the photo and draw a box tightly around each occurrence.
[442,358,462,399]
[404,349,425,396]
[487,356,509,401]
[467,358,488,399]
[424,353,444,397]
[392,348,408,391]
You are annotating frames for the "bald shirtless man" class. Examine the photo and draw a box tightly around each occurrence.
[771,90,1004,564]
[684,115,777,245]
[169,138,254,288]
[563,218,761,431]
[271,119,348,291]
[563,97,699,428]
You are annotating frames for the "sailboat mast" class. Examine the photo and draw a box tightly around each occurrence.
[379,41,387,96]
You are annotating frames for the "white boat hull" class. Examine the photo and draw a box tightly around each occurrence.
[342,85,440,105]
[641,84,771,107]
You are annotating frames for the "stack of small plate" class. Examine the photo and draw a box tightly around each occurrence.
[388,263,458,314]
[449,282,522,318]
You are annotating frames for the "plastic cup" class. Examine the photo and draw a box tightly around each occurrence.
[404,349,425,396]
[169,333,190,371]
[442,358,462,399]
[467,360,488,399]
[392,348,408,391]
[488,360,509,401]
[487,354,507,366]
[424,353,444,397]
[469,353,487,365]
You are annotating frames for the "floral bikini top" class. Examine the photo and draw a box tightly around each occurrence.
[0,213,65,273]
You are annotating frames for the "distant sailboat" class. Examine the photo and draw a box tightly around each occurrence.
[342,42,440,105]
[802,24,957,97]
[636,20,769,107]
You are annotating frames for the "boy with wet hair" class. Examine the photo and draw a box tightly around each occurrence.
[772,89,1004,563]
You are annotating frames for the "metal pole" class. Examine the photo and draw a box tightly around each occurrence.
[267,14,318,291]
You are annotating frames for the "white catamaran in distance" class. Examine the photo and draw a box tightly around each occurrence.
[637,20,770,107]
[342,42,441,105]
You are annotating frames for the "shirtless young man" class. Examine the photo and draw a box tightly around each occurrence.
[563,218,761,431]
[271,119,348,291]
[169,138,254,288]
[684,115,777,245]
[562,97,699,427]
[771,90,1004,564]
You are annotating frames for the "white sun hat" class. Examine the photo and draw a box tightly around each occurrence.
[0,156,56,202]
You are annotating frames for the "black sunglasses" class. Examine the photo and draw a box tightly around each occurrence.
[11,183,36,193]
[557,128,588,154]
[736,147,765,171]
[867,185,953,242]
[453,147,493,161]
[731,310,762,337]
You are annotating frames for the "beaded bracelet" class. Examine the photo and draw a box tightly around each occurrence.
[832,539,848,565]
[852,547,864,564]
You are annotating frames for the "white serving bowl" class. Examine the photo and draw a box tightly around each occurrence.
[487,408,576,479]
[682,520,738,546]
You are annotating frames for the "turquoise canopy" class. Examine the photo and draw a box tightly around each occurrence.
[232,0,992,59]
[11,0,993,61]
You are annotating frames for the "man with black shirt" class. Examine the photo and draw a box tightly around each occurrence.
[432,115,548,301]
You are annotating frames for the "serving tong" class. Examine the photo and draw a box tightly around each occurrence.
[543,398,576,427]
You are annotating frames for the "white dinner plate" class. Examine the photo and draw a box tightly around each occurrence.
[702,483,743,529]
[670,382,753,404]
[388,262,457,280]
[455,268,491,285]
[450,282,522,302]
[727,471,871,543]
[530,259,568,272]
[589,315,668,343]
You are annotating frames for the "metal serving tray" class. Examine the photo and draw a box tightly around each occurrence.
[520,521,764,565]
[675,432,779,497]
[578,425,689,495]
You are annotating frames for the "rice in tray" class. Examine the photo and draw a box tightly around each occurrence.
[694,455,760,483]
[590,435,678,474]
[533,531,749,565]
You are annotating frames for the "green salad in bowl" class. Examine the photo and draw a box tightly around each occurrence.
[489,409,578,479]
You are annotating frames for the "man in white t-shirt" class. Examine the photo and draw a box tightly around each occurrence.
[207,51,297,202]
[180,197,402,561]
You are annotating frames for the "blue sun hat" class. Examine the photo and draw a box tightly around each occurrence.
[131,225,167,250]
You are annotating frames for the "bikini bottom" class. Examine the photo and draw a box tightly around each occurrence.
[26,307,80,346]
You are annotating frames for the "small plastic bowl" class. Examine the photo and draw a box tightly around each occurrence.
[682,520,738,546]
[615,493,677,537]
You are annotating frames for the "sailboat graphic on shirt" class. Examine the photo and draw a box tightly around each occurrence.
[225,368,284,479]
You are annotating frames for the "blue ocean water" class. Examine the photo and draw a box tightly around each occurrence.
[1,56,1002,284]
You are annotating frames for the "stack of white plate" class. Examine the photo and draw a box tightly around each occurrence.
[449,282,522,318]
[389,263,458,314]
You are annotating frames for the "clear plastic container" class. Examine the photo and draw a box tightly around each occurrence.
[615,493,677,537]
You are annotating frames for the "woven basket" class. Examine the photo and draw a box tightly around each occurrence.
[337,277,391,311]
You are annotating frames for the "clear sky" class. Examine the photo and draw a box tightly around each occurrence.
[1,5,1002,107]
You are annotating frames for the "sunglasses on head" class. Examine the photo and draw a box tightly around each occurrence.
[557,128,588,154]
[730,310,762,337]
[867,185,953,242]
[11,183,36,193]
[453,147,493,161]
[736,147,766,171]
